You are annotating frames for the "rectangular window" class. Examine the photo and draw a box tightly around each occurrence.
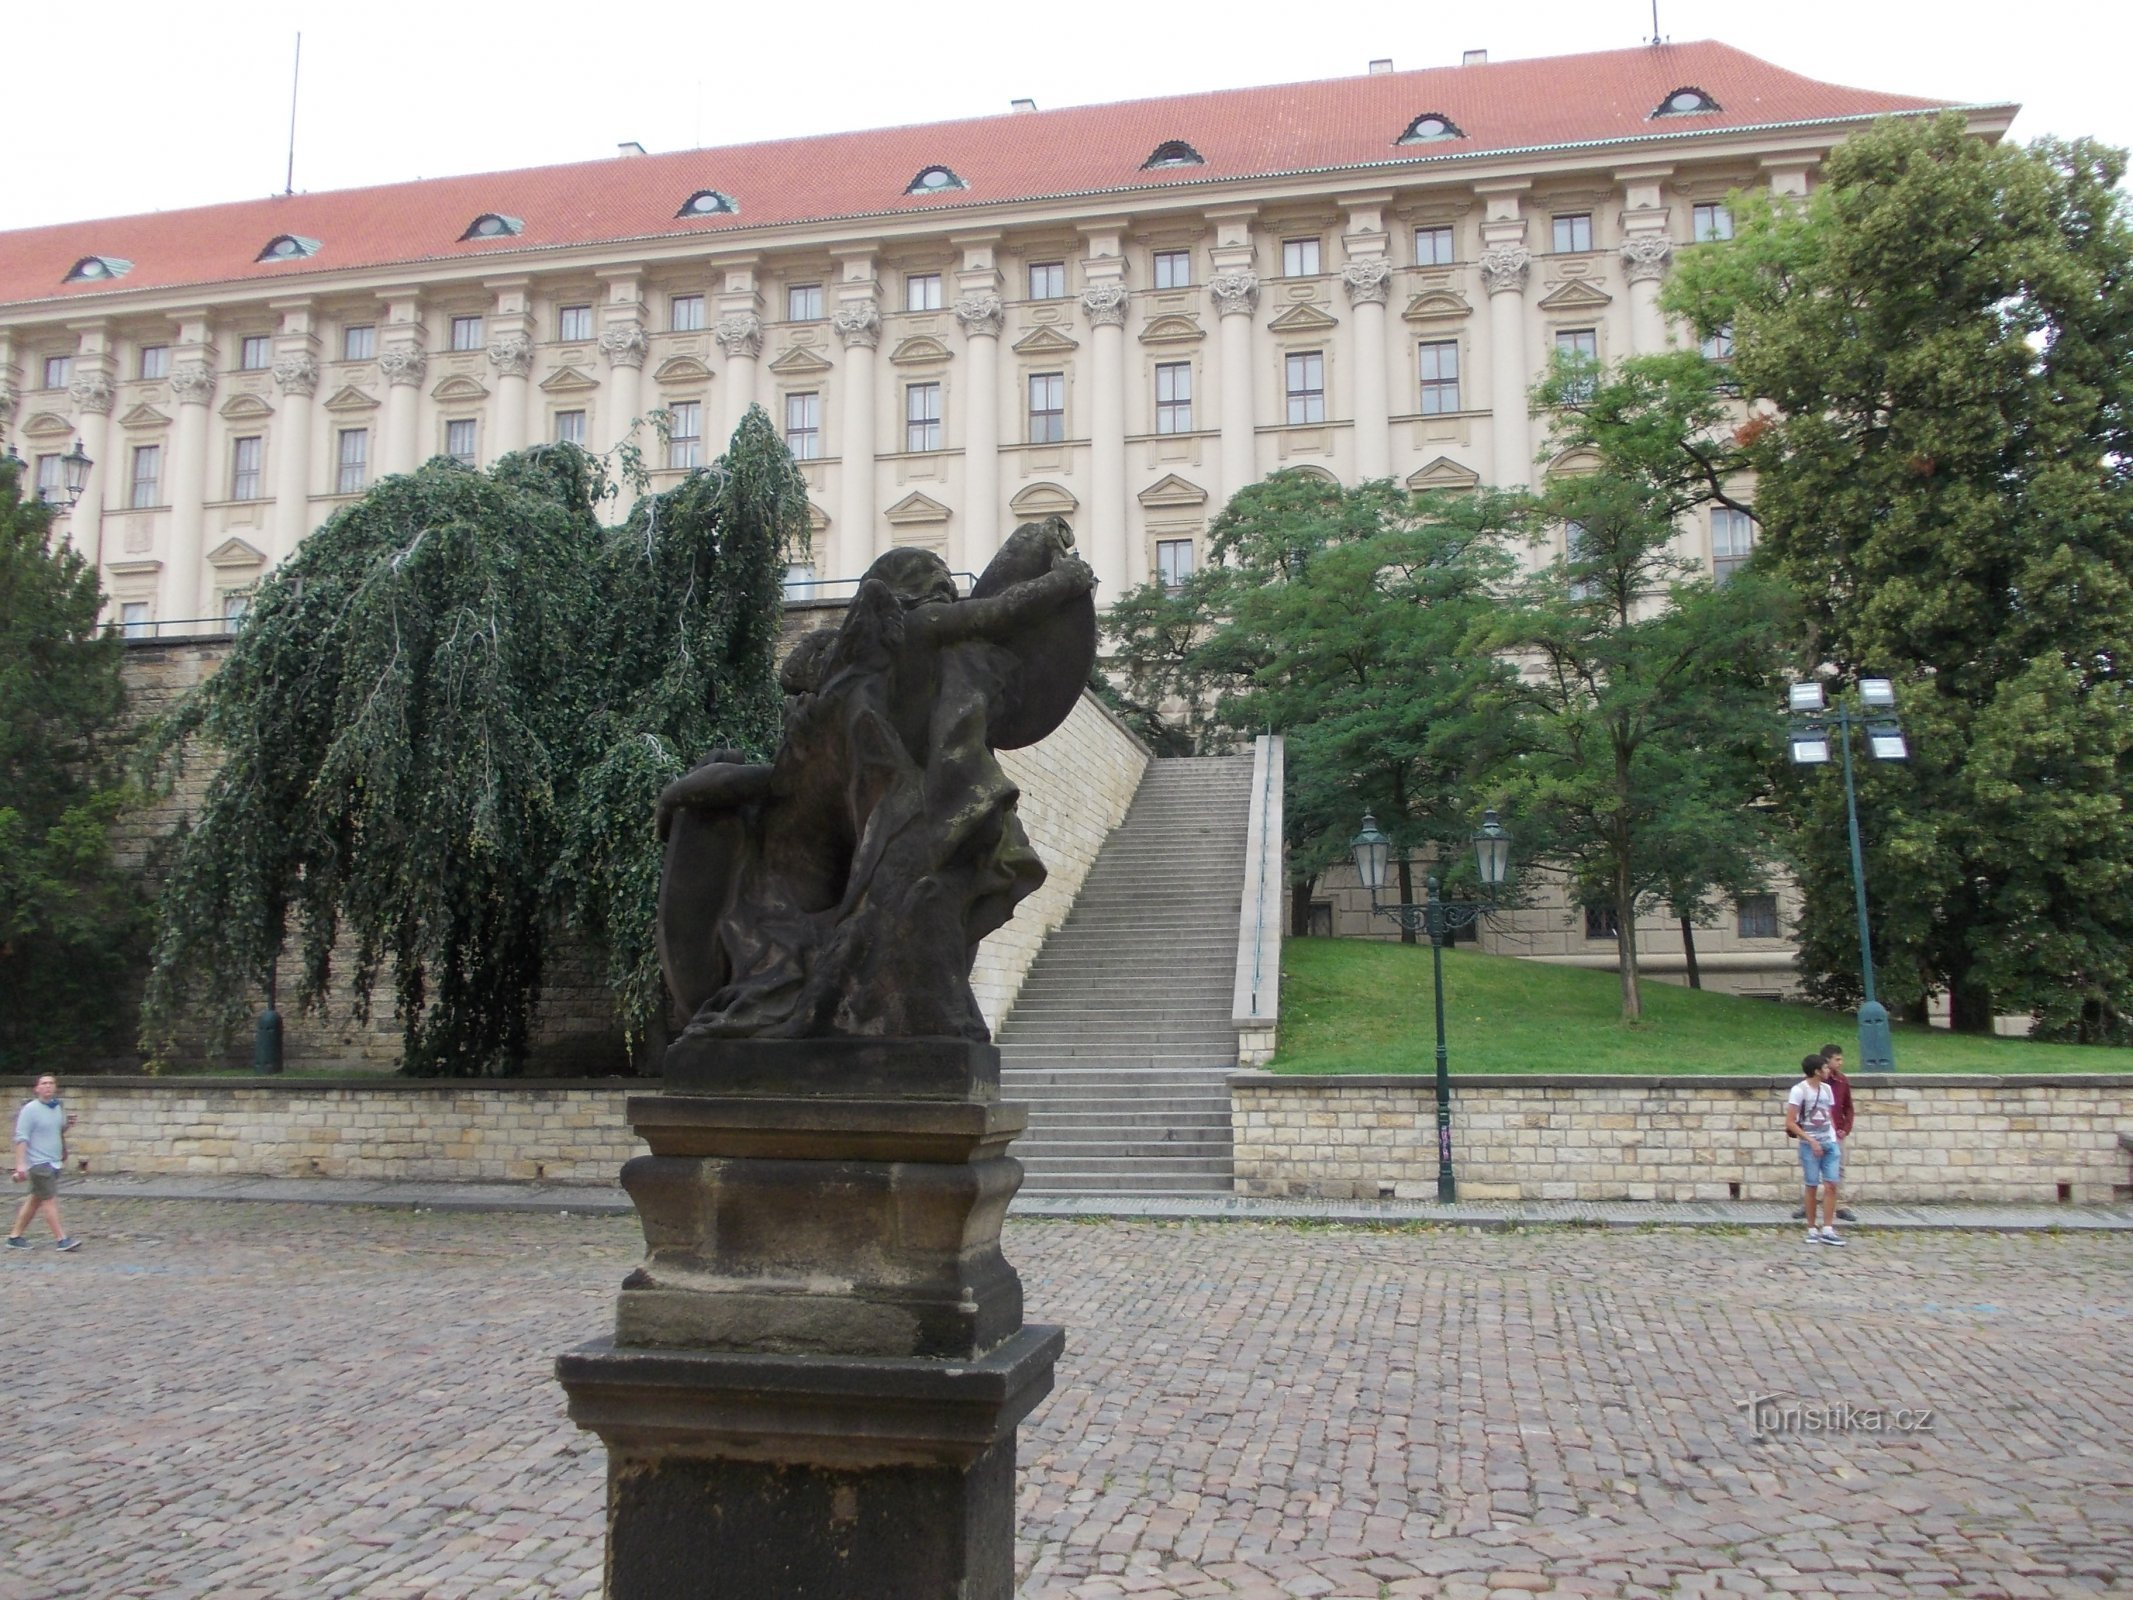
[1701,324,1736,361]
[1556,328,1599,401]
[784,391,821,460]
[1027,262,1066,301]
[1736,893,1780,940]
[240,335,272,370]
[905,382,942,451]
[1152,250,1192,289]
[666,401,702,470]
[558,304,593,342]
[446,419,478,466]
[1418,340,1460,414]
[787,283,824,322]
[1282,238,1321,278]
[129,444,162,509]
[1414,225,1455,267]
[1712,507,1756,582]
[555,410,587,445]
[670,295,705,332]
[1693,202,1734,243]
[449,316,484,352]
[1027,373,1065,443]
[343,324,376,361]
[1154,362,1192,434]
[1156,538,1195,591]
[336,428,369,494]
[1583,903,1621,940]
[906,273,943,312]
[43,355,72,389]
[139,344,170,380]
[230,436,263,500]
[120,601,151,640]
[222,591,251,628]
[783,563,817,602]
[1285,351,1325,424]
[1552,213,1594,253]
[34,454,62,504]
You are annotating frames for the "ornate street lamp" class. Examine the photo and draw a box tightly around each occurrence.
[59,441,93,509]
[1787,677,1908,1071]
[1349,809,1513,1203]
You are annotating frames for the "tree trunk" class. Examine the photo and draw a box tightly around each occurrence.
[1615,864,1642,1022]
[1679,916,1702,990]
[1290,876,1312,938]
[1948,969,1996,1035]
[1395,855,1417,945]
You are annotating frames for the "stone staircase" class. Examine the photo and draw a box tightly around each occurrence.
[998,754,1256,1195]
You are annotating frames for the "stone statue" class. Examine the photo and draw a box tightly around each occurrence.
[655,516,1097,1042]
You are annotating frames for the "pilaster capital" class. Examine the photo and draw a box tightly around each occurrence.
[598,322,648,370]
[0,381,18,423]
[271,353,320,397]
[832,300,882,350]
[378,346,428,387]
[1619,234,1674,284]
[1209,268,1260,318]
[1339,257,1394,307]
[952,292,1005,338]
[168,361,218,405]
[486,332,534,378]
[67,372,115,416]
[714,312,764,360]
[1478,243,1533,296]
[1079,283,1129,328]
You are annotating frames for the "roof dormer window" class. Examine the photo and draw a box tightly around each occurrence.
[906,166,967,195]
[1654,87,1720,116]
[677,189,738,217]
[257,234,321,262]
[1398,112,1466,144]
[461,213,524,240]
[1143,140,1204,169]
[64,255,132,284]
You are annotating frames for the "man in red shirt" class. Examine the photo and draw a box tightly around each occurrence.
[1821,1043,1857,1222]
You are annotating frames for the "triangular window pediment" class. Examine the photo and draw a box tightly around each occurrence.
[888,335,953,367]
[1137,314,1205,347]
[653,355,713,383]
[1537,279,1613,312]
[1009,481,1079,517]
[1010,325,1079,356]
[1137,473,1207,509]
[1266,302,1339,333]
[538,365,599,394]
[323,385,381,413]
[21,410,74,439]
[430,374,491,403]
[1401,290,1473,323]
[1406,455,1482,491]
[767,345,834,376]
[218,392,275,421]
[206,536,268,569]
[119,403,171,430]
[885,491,952,525]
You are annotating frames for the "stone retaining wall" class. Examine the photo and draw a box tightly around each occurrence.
[1231,1074,2133,1205]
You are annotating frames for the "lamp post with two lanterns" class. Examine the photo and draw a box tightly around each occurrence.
[1786,677,1908,1072]
[1348,809,1512,1203]
[3,440,93,509]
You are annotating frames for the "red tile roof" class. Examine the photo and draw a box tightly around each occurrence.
[0,42,1971,312]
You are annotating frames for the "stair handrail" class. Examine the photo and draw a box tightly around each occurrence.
[1231,733,1285,1066]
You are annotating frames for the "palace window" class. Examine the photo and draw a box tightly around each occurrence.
[120,602,151,640]
[666,402,702,470]
[34,454,63,503]
[139,344,170,380]
[1285,351,1325,424]
[461,213,523,239]
[555,410,587,445]
[343,324,376,361]
[446,419,478,466]
[129,444,162,509]
[449,316,484,352]
[43,355,72,389]
[1152,249,1192,289]
[1419,340,1460,414]
[905,382,942,452]
[1552,213,1593,253]
[1701,323,1735,361]
[558,304,593,342]
[1584,903,1621,940]
[1555,328,1598,401]
[1143,140,1204,169]
[257,234,320,261]
[1398,112,1464,143]
[64,256,131,283]
[677,191,737,218]
[1157,538,1195,591]
[1282,238,1321,278]
[1027,261,1066,301]
[1736,893,1780,939]
[1712,507,1756,582]
[1655,86,1721,116]
[906,166,966,195]
[785,391,821,459]
[1415,225,1455,266]
[336,429,369,494]
[787,283,824,322]
[1027,373,1065,443]
[1693,203,1734,243]
[230,436,263,501]
[671,295,705,332]
[906,273,944,312]
[240,335,272,370]
[223,591,251,628]
[1155,362,1192,434]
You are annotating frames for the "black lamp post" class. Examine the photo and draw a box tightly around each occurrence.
[1787,678,1907,1071]
[1349,809,1512,1202]
[59,441,93,509]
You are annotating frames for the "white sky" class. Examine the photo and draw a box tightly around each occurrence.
[9,0,2127,231]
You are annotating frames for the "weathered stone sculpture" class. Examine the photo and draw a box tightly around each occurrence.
[557,518,1092,1600]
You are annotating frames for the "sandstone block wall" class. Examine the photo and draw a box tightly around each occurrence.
[1231,1074,2133,1205]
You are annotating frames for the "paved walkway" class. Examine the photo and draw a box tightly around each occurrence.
[3,1196,2129,1598]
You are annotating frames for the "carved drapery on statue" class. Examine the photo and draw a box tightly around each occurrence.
[656,516,1096,1042]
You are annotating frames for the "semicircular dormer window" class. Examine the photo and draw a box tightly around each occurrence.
[906,165,967,196]
[1143,140,1204,170]
[1654,86,1721,116]
[460,213,524,240]
[64,255,133,284]
[257,234,321,262]
[1398,112,1466,144]
[676,189,738,218]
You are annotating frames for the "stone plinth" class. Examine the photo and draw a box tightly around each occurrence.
[555,1037,1061,1600]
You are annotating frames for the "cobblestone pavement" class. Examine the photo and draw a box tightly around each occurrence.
[3,1202,2129,1599]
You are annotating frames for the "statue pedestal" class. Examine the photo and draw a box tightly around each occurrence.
[555,1038,1061,1600]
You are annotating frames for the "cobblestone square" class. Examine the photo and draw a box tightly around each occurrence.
[2,1201,2128,1599]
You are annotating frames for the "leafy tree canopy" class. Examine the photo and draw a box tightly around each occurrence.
[143,408,804,1075]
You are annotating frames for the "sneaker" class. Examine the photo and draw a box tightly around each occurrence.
[1820,1231,1846,1247]
[4,1236,26,1250]
[1805,1231,1824,1244]
[1837,1209,1857,1222]
[53,1238,80,1252]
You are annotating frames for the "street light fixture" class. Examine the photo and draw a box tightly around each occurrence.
[1349,808,1513,1202]
[59,441,93,509]
[1786,677,1908,1072]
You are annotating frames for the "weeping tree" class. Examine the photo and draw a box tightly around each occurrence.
[142,407,804,1076]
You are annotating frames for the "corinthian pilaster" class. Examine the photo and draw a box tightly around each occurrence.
[1618,235,1672,284]
[832,300,881,350]
[168,361,218,406]
[1478,244,1532,296]
[714,313,763,361]
[1482,242,1533,488]
[599,322,648,370]
[1210,268,1260,318]
[1339,258,1393,306]
[272,353,320,563]
[1620,235,1673,355]
[68,372,116,416]
[1079,284,1129,328]
[271,353,320,397]
[377,346,427,387]
[952,293,1005,339]
[487,333,534,378]
[1343,258,1393,478]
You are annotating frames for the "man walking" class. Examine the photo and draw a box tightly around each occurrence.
[1786,1055,1845,1246]
[1821,1043,1857,1222]
[10,1073,80,1252]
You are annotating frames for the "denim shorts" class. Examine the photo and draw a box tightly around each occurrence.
[1798,1137,1842,1187]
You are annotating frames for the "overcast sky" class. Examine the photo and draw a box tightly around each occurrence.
[10,0,2127,231]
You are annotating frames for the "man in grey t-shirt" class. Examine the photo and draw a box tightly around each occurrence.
[10,1074,80,1252]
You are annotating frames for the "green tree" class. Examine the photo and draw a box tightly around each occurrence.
[142,409,804,1075]
[0,459,144,1070]
[1671,115,2133,1038]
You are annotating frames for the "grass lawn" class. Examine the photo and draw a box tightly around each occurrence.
[1272,937,2133,1076]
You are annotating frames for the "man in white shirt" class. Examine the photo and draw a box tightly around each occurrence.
[1786,1055,1844,1246]
[9,1074,80,1252]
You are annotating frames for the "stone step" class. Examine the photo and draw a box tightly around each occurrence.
[1014,1173,1236,1195]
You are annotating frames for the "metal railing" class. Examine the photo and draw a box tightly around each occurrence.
[1231,733,1286,1063]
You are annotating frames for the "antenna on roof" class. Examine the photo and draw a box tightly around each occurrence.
[1647,1,1666,44]
[283,32,302,195]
